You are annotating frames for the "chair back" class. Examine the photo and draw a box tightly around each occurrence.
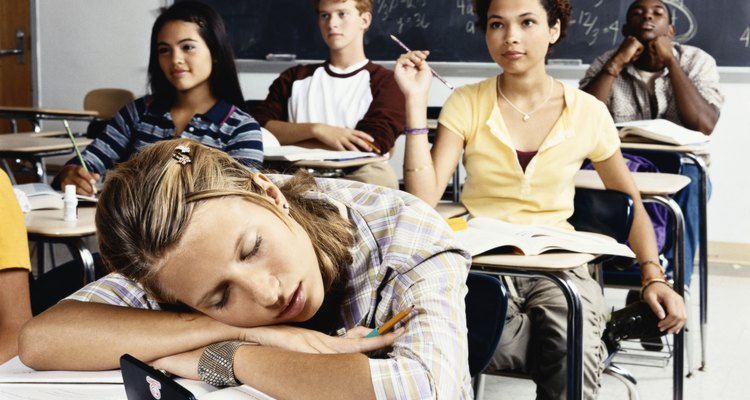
[569,188,634,244]
[622,149,683,175]
[465,272,508,377]
[83,88,135,120]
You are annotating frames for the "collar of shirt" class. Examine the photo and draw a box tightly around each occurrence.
[145,96,235,125]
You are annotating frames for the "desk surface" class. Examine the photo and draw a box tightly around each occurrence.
[0,135,92,154]
[621,140,710,155]
[473,252,596,270]
[0,106,98,119]
[292,155,389,169]
[575,169,690,196]
[25,207,96,237]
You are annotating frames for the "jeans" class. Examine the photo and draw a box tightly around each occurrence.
[662,163,712,288]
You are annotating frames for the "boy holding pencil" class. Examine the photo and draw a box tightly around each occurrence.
[253,0,405,188]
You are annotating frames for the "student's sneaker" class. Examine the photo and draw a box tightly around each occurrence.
[604,300,668,353]
[625,289,665,352]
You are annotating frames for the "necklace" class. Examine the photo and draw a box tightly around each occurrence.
[497,76,554,122]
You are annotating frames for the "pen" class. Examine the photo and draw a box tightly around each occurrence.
[63,119,97,195]
[366,305,414,338]
[390,35,455,90]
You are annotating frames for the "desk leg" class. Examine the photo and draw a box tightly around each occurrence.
[682,153,708,370]
[65,238,96,284]
[471,266,584,400]
[644,195,685,400]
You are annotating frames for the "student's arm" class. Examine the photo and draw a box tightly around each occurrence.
[650,37,720,134]
[580,37,643,103]
[0,268,32,364]
[56,100,139,194]
[222,111,264,169]
[353,66,406,153]
[592,152,687,334]
[395,50,463,206]
[264,120,377,152]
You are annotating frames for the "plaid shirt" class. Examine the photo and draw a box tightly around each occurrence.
[66,96,264,173]
[580,43,724,125]
[68,176,473,399]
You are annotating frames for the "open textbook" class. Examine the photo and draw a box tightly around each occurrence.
[264,145,383,162]
[454,217,635,258]
[616,119,709,146]
[13,182,97,212]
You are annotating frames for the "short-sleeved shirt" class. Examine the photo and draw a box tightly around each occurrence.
[579,43,724,125]
[0,170,31,271]
[66,176,473,399]
[439,77,620,229]
[252,60,405,153]
[64,96,264,175]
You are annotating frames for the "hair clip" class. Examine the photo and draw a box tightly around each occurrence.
[172,144,191,165]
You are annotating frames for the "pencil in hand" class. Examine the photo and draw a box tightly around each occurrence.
[366,305,414,338]
[389,35,455,90]
[63,119,97,195]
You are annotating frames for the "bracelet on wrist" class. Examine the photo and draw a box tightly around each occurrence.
[404,164,432,173]
[640,278,672,299]
[403,127,430,136]
[197,341,249,387]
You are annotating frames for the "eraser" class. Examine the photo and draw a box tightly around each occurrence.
[265,53,297,62]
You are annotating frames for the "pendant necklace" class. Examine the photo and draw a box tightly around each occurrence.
[497,76,554,122]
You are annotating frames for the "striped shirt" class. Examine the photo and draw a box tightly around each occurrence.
[65,96,264,173]
[67,176,473,399]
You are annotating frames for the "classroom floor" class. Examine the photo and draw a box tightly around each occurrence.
[479,261,750,400]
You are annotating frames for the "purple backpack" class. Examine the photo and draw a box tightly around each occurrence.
[583,154,668,252]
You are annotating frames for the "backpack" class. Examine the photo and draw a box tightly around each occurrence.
[583,153,668,252]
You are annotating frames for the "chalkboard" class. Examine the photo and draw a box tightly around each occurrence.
[191,0,750,67]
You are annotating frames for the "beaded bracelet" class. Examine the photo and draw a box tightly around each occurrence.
[198,341,249,387]
[403,127,430,136]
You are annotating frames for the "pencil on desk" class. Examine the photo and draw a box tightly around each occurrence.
[366,305,414,338]
[63,119,97,195]
[390,35,455,90]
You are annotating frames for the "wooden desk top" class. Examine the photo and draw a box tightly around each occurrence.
[472,252,596,270]
[621,140,709,155]
[292,155,389,169]
[25,207,96,237]
[0,106,98,119]
[436,202,468,219]
[575,169,690,196]
[0,135,92,154]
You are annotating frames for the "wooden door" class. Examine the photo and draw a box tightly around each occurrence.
[0,0,33,134]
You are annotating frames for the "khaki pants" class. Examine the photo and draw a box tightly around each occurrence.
[343,161,398,189]
[488,265,608,400]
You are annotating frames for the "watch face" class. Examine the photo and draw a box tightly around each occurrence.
[120,354,197,400]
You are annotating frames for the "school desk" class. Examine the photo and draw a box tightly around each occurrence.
[622,140,711,371]
[0,356,273,400]
[25,206,97,284]
[0,134,92,183]
[435,202,591,400]
[575,169,689,400]
[0,105,98,133]
[264,151,390,178]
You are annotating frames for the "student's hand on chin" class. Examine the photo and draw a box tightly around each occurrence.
[242,325,403,354]
[151,348,203,380]
[618,36,644,63]
[649,36,675,65]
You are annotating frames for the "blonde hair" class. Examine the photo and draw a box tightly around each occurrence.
[311,0,372,15]
[96,139,353,302]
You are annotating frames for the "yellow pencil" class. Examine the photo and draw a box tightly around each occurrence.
[366,305,414,337]
[364,140,381,154]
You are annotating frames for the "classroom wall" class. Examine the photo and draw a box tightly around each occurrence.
[33,2,750,251]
